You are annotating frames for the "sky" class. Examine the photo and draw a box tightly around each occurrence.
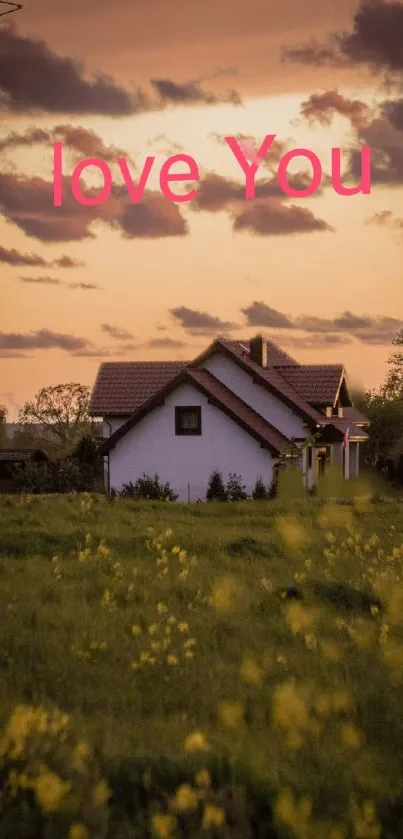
[2,0,403,417]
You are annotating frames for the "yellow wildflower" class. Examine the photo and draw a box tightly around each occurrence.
[157,602,168,615]
[92,780,111,807]
[195,769,211,788]
[148,624,158,635]
[34,771,71,812]
[167,654,178,665]
[341,724,363,749]
[218,701,244,729]
[152,813,176,838]
[202,804,225,828]
[69,825,89,839]
[240,656,262,685]
[171,783,198,812]
[184,731,209,753]
[178,622,189,633]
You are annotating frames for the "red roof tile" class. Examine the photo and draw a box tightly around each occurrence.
[89,361,188,416]
[276,365,344,405]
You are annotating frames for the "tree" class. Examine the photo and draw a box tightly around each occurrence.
[383,329,403,399]
[0,404,7,446]
[206,470,227,501]
[18,383,91,454]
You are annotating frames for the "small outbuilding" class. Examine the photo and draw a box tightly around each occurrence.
[0,449,48,493]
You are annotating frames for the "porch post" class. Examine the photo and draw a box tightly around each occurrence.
[302,446,308,491]
[344,443,350,480]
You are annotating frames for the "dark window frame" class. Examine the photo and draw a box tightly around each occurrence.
[175,406,202,436]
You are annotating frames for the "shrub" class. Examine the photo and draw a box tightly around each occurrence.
[252,477,269,500]
[119,474,178,501]
[226,473,248,501]
[206,471,227,501]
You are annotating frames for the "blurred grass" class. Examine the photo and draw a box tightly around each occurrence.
[1,488,403,837]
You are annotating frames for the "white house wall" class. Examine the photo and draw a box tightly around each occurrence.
[202,354,307,439]
[102,417,126,438]
[108,383,273,501]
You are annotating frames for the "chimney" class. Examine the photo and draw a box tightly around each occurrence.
[250,334,267,367]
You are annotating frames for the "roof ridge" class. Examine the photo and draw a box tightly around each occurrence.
[189,368,291,443]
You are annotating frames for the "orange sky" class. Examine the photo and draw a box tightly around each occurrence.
[1,0,403,417]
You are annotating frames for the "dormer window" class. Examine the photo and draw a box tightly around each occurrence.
[175,406,202,436]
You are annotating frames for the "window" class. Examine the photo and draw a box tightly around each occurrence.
[175,406,202,436]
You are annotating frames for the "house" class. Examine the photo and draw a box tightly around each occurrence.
[0,449,48,493]
[89,335,369,500]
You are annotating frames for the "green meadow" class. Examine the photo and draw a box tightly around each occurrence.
[1,487,403,838]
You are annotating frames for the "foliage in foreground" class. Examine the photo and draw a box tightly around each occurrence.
[1,494,403,837]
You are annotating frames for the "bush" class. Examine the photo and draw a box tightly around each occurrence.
[119,474,178,501]
[252,477,269,500]
[206,471,227,501]
[226,473,248,501]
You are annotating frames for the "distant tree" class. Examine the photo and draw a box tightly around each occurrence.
[18,383,92,454]
[382,329,403,399]
[226,473,248,501]
[0,404,7,446]
[206,470,227,501]
[252,476,269,500]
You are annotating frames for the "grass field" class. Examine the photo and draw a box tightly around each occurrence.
[1,490,403,838]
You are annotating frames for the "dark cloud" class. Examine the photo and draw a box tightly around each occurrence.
[53,255,83,268]
[232,200,334,236]
[0,26,242,116]
[150,78,241,106]
[67,282,101,290]
[191,172,320,213]
[299,90,371,128]
[240,302,294,328]
[18,275,61,285]
[0,124,129,161]
[348,114,403,185]
[283,0,403,73]
[116,194,188,239]
[0,328,91,352]
[282,333,354,349]
[169,306,237,336]
[146,337,187,349]
[101,323,135,340]
[0,171,187,242]
[0,24,144,114]
[0,245,48,267]
[0,245,83,268]
[243,302,403,344]
[366,209,403,232]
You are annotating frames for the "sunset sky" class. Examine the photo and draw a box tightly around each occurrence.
[2,0,403,417]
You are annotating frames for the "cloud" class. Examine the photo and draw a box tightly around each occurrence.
[116,194,188,238]
[0,245,48,267]
[0,27,242,116]
[0,124,130,161]
[241,302,294,328]
[0,328,91,352]
[53,255,83,268]
[0,245,83,268]
[169,306,238,336]
[282,333,354,349]
[241,301,403,344]
[101,323,135,340]
[367,209,403,228]
[282,0,403,73]
[348,114,403,186]
[232,200,334,236]
[191,172,321,212]
[18,275,61,285]
[0,24,144,115]
[67,282,101,290]
[0,171,187,242]
[146,337,187,348]
[150,78,241,106]
[299,90,371,128]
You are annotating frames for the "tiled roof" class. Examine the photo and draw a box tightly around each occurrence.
[101,368,292,456]
[328,418,369,441]
[220,341,324,425]
[89,361,188,416]
[343,407,370,425]
[224,339,300,367]
[276,365,344,405]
